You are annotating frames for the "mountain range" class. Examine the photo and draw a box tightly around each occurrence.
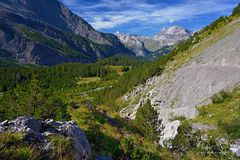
[0,0,133,65]
[0,0,191,65]
[116,26,192,57]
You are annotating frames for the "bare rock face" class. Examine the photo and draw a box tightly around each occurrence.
[120,20,240,143]
[0,116,92,160]
[116,34,150,57]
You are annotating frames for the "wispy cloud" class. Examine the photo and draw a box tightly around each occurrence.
[61,0,238,34]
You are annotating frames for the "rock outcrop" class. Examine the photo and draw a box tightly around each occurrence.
[0,116,92,160]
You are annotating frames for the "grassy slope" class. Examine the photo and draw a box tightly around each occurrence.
[16,25,87,58]
[191,88,240,139]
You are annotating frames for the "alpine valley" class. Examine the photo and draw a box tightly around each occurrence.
[0,0,240,160]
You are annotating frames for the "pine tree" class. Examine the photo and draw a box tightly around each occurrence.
[135,99,164,142]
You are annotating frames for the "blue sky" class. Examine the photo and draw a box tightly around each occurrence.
[61,0,239,36]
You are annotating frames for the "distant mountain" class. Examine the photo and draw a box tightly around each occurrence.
[0,0,132,65]
[154,26,192,45]
[115,34,150,57]
[116,26,192,58]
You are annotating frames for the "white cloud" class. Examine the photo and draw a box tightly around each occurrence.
[61,0,237,30]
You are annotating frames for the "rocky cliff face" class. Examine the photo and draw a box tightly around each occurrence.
[116,34,150,57]
[0,0,132,65]
[120,18,240,143]
[0,116,92,160]
[116,26,191,57]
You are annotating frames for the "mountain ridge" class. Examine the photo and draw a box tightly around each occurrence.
[116,26,192,58]
[0,0,133,65]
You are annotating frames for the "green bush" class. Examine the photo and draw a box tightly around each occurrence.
[212,90,232,104]
[171,121,200,154]
[170,121,236,159]
[119,137,155,160]
[197,106,208,116]
[218,117,240,139]
[199,136,236,159]
[208,16,229,30]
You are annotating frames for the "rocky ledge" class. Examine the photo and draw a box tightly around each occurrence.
[0,116,92,160]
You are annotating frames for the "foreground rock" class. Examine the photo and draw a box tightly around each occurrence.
[0,116,92,160]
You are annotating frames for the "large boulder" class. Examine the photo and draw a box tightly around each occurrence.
[0,116,92,160]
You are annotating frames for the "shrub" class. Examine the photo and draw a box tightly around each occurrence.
[119,137,155,160]
[198,136,236,159]
[197,107,208,116]
[135,99,164,142]
[171,121,200,154]
[212,90,232,104]
[218,118,240,139]
[170,121,237,159]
